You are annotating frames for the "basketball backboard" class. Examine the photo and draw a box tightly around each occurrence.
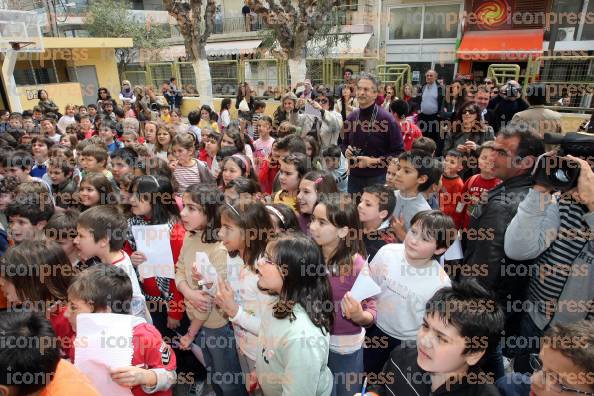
[0,9,44,53]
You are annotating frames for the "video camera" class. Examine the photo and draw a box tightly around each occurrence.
[532,132,594,191]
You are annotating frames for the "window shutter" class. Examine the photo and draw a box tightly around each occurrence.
[513,0,550,28]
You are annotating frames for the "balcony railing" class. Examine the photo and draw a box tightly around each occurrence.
[33,3,375,34]
[214,15,265,34]
[334,4,375,26]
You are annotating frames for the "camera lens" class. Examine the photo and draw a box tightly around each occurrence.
[554,169,570,183]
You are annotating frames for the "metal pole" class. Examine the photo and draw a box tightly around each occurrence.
[2,51,23,112]
[542,0,560,80]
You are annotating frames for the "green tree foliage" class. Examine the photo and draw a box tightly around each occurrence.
[85,0,168,70]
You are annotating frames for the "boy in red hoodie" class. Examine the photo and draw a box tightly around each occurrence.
[440,150,465,229]
[461,141,501,229]
[65,264,176,396]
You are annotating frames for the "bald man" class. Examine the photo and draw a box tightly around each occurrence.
[417,70,445,156]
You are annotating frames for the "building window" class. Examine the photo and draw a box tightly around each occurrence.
[131,0,144,10]
[550,0,583,41]
[581,0,594,40]
[389,7,422,40]
[388,4,460,41]
[13,59,72,86]
[344,0,358,11]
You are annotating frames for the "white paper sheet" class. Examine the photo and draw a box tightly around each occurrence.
[74,313,134,396]
[440,238,463,266]
[304,102,322,118]
[350,264,382,302]
[195,252,218,295]
[131,224,175,279]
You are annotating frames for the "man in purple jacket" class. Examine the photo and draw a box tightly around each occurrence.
[341,72,404,194]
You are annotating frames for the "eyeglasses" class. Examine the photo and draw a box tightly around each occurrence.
[530,354,594,396]
[257,253,275,270]
[315,99,329,104]
[462,109,477,115]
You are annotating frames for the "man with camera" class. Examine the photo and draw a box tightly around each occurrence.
[341,72,403,193]
[461,123,544,379]
[503,132,594,373]
[488,80,529,134]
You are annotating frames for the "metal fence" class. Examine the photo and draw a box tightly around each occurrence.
[377,64,412,97]
[122,71,148,88]
[177,63,197,95]
[122,57,380,99]
[244,59,281,96]
[147,63,174,91]
[528,56,594,110]
[487,64,521,86]
[209,60,240,97]
[306,60,324,87]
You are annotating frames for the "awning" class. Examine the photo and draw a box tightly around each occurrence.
[43,37,133,49]
[159,40,262,60]
[308,33,372,58]
[457,29,544,61]
[205,40,263,56]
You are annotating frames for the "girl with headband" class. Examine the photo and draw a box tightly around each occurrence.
[217,154,258,190]
[215,202,276,395]
[296,170,338,235]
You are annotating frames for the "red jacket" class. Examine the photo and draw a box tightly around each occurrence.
[49,305,75,359]
[71,319,176,396]
[461,174,501,229]
[440,175,465,229]
[131,320,176,396]
[124,222,186,321]
[258,159,279,195]
[401,120,423,151]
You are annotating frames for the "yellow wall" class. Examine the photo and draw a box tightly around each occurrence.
[16,82,84,112]
[74,48,122,101]
[7,47,122,112]
[560,114,590,133]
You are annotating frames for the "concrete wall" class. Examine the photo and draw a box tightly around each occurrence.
[560,113,591,133]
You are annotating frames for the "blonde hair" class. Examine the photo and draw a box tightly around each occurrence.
[64,104,77,112]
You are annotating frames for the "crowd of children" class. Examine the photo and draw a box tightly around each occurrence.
[0,78,592,396]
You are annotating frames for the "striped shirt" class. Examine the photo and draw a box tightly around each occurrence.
[173,160,201,194]
[528,200,592,328]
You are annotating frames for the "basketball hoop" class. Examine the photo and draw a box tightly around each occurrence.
[0,10,44,112]
[8,41,36,51]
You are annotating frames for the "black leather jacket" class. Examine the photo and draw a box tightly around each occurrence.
[367,345,502,396]
[462,172,535,309]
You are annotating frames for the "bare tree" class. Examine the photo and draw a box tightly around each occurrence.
[163,0,216,106]
[248,0,349,86]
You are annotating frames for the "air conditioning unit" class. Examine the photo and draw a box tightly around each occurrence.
[557,27,576,42]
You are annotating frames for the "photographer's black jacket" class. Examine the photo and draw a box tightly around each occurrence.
[462,172,535,313]
[367,345,501,396]
[487,96,529,133]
